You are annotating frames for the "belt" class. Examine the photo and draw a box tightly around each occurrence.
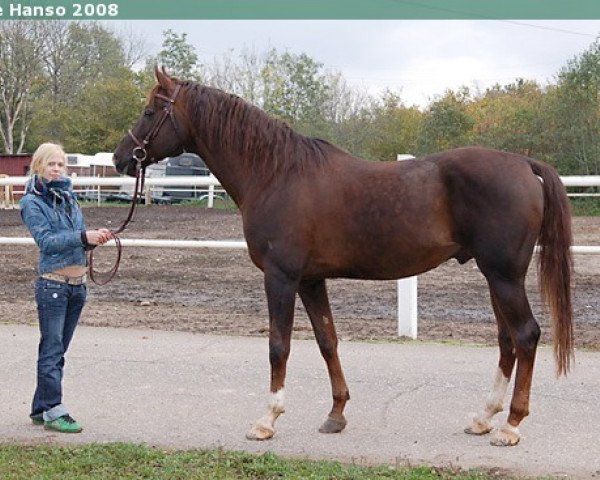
[41,272,87,285]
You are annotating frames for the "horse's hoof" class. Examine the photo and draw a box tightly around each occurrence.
[464,416,493,435]
[490,425,520,446]
[318,416,347,434]
[246,424,275,441]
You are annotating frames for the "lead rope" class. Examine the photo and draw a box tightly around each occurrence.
[88,160,146,285]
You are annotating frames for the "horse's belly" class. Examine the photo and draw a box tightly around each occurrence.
[307,243,460,280]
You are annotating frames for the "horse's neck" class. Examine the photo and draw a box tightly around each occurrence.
[187,97,293,207]
[192,145,254,208]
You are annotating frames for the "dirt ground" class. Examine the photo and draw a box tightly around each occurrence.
[1,206,599,349]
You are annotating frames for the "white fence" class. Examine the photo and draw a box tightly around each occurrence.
[1,174,599,339]
[2,174,600,189]
[0,237,247,249]
[0,175,225,207]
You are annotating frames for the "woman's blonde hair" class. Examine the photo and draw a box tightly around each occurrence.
[29,143,67,176]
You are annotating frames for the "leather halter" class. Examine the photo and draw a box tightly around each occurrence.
[127,84,182,164]
[89,84,182,286]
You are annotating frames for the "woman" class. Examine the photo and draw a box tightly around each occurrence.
[20,143,112,433]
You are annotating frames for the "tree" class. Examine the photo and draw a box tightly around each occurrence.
[468,79,545,157]
[204,48,263,104]
[108,23,148,69]
[61,73,145,154]
[542,39,600,174]
[417,88,475,154]
[40,22,127,107]
[260,49,331,135]
[0,21,45,153]
[26,22,135,151]
[150,29,200,80]
[318,73,374,157]
[1,21,137,153]
[361,90,422,161]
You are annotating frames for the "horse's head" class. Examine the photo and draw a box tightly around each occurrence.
[113,67,188,176]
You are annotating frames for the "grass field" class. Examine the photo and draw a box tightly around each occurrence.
[0,443,503,480]
[570,197,600,216]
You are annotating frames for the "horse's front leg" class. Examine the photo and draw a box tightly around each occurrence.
[299,279,349,434]
[246,267,298,441]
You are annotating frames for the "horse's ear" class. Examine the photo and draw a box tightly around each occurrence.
[154,65,172,89]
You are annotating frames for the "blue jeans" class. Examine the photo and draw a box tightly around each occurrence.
[31,278,86,421]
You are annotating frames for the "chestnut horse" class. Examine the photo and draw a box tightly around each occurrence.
[113,68,573,446]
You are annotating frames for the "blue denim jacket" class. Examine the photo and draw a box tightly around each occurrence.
[20,176,88,274]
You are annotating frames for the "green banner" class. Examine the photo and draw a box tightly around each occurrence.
[1,0,600,20]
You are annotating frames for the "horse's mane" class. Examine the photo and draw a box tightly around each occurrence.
[176,81,330,177]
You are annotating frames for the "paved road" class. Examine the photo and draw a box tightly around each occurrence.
[1,324,598,478]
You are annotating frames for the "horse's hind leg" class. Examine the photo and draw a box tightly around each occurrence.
[465,292,516,436]
[246,267,299,441]
[299,279,349,434]
[478,274,540,446]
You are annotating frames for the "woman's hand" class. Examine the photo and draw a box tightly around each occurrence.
[85,228,113,246]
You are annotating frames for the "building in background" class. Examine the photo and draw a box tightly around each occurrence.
[0,154,31,176]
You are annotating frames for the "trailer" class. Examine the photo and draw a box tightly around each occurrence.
[113,153,214,204]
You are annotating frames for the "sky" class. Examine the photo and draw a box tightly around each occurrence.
[113,19,600,108]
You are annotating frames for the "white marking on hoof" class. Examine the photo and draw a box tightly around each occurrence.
[466,368,510,435]
[246,423,275,441]
[490,423,521,446]
[464,413,493,435]
[247,389,285,441]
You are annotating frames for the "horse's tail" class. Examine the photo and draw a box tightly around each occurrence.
[527,158,574,376]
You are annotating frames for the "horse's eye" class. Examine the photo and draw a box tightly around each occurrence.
[144,108,154,117]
